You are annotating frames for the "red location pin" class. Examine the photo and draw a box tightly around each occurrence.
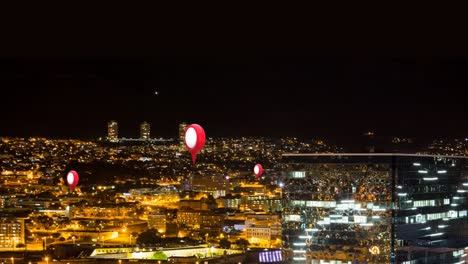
[254,164,263,180]
[67,170,79,192]
[184,124,206,165]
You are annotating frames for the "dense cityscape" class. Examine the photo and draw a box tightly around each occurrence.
[2,8,468,263]
[0,121,466,263]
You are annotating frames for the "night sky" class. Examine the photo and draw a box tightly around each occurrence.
[1,14,467,146]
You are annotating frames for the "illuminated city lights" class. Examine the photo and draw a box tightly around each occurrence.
[1,31,467,264]
[0,129,465,263]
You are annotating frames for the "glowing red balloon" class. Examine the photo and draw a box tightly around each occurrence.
[184,124,206,165]
[67,170,79,192]
[254,164,263,179]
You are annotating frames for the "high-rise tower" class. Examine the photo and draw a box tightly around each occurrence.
[179,122,188,144]
[107,121,118,141]
[281,153,468,263]
[140,121,150,139]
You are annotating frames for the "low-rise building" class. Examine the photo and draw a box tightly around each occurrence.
[0,218,24,248]
[200,211,224,232]
[246,225,271,248]
[148,212,166,233]
[177,210,202,229]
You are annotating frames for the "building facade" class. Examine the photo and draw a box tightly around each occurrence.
[148,212,166,233]
[281,153,468,264]
[200,211,224,231]
[177,209,202,229]
[140,121,150,140]
[0,218,25,248]
[247,226,272,248]
[241,195,282,213]
[191,175,228,198]
[224,196,241,209]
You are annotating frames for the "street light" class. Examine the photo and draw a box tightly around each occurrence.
[45,257,49,264]
[10,257,14,264]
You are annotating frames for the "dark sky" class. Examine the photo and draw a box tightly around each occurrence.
[1,54,466,142]
[1,11,467,146]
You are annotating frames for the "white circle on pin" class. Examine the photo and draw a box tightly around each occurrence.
[185,127,197,149]
[67,172,74,185]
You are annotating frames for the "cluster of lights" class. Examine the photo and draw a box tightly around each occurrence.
[369,246,380,255]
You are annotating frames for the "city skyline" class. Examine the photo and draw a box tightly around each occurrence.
[1,6,467,143]
[0,136,465,263]
[1,9,467,264]
[1,54,467,144]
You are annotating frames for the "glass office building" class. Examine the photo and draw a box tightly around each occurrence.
[280,154,467,264]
